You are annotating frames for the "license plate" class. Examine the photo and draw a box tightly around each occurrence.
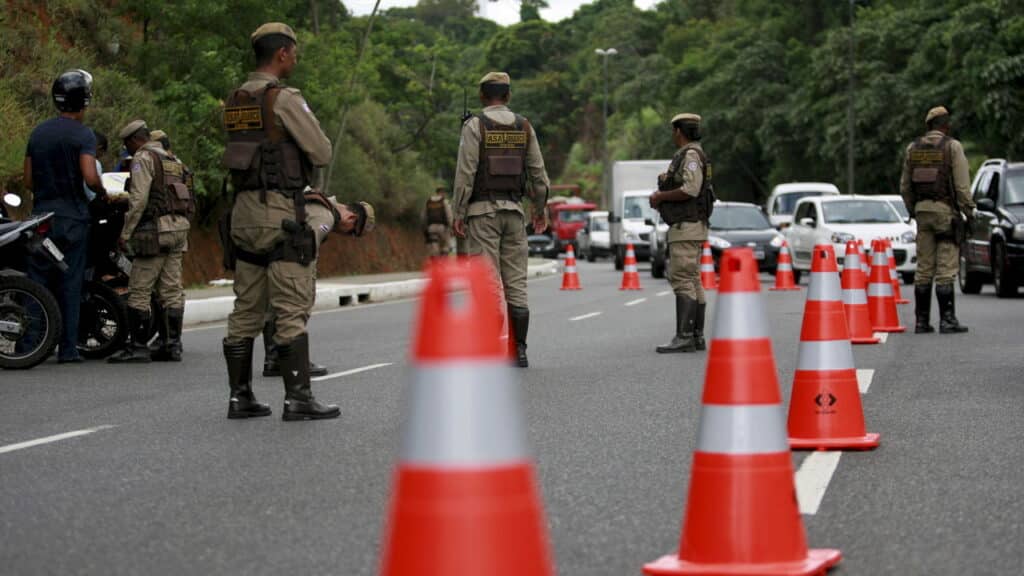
[753,249,765,260]
[42,238,64,261]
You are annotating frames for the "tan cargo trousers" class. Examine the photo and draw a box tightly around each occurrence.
[915,210,959,286]
[465,210,529,308]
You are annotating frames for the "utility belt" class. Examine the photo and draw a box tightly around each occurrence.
[218,186,314,271]
[468,189,522,204]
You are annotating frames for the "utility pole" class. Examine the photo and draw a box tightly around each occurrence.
[847,0,855,195]
[595,48,617,209]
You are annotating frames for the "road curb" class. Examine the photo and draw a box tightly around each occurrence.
[182,260,558,327]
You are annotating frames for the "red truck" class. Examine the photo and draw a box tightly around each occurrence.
[544,185,597,255]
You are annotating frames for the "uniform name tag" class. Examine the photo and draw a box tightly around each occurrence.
[485,131,527,148]
[161,161,184,177]
[224,106,263,131]
[909,149,943,164]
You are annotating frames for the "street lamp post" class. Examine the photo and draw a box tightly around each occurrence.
[595,48,617,210]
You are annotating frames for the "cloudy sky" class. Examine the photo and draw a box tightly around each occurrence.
[345,0,662,25]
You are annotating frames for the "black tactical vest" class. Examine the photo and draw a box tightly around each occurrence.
[908,136,952,205]
[470,113,530,203]
[426,197,447,225]
[657,144,713,225]
[140,148,195,223]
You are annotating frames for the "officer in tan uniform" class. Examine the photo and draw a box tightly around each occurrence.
[109,120,193,364]
[650,113,712,354]
[220,23,374,421]
[452,71,550,368]
[423,186,453,258]
[900,106,974,334]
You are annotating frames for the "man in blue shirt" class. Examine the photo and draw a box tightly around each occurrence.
[23,69,107,363]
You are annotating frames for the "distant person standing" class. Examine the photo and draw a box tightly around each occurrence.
[900,106,974,334]
[650,113,712,354]
[423,186,453,258]
[23,69,107,363]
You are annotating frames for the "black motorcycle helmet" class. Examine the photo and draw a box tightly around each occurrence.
[51,69,94,112]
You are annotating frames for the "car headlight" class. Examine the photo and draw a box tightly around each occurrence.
[1014,223,1024,239]
[708,236,731,250]
[624,231,640,242]
[770,234,785,248]
[900,230,916,244]
[830,232,855,244]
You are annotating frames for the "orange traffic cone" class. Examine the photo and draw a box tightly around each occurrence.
[770,241,800,291]
[620,243,642,290]
[884,240,909,304]
[644,247,841,576]
[699,242,717,290]
[857,239,869,278]
[788,244,880,450]
[868,239,905,333]
[381,258,554,576]
[561,245,582,290]
[841,241,879,345]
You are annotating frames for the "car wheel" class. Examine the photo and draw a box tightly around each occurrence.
[586,247,595,263]
[791,269,802,285]
[651,257,666,279]
[959,253,983,295]
[992,243,1018,298]
[901,272,915,285]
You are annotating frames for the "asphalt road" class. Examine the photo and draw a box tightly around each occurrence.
[1,259,1022,575]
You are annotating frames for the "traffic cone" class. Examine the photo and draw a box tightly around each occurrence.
[770,241,800,291]
[381,258,554,576]
[699,242,717,290]
[868,239,905,333]
[788,244,880,450]
[644,247,841,576]
[857,239,869,278]
[884,240,910,304]
[620,243,642,290]
[841,241,879,345]
[560,244,582,290]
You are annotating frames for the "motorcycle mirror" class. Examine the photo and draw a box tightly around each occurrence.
[3,193,22,208]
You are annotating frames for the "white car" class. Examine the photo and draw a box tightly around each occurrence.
[784,196,917,284]
[875,194,917,232]
[766,182,840,229]
[575,211,611,262]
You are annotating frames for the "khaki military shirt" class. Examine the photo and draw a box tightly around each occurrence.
[666,143,709,243]
[899,130,974,216]
[122,141,190,243]
[453,105,550,221]
[422,194,453,228]
[231,72,333,253]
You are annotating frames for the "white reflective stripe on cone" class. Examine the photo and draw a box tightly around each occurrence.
[796,340,856,371]
[402,361,527,466]
[564,266,577,273]
[712,292,770,339]
[889,268,898,280]
[845,254,861,269]
[842,288,868,305]
[696,404,789,454]
[872,251,889,266]
[700,265,716,272]
[625,265,638,273]
[807,272,842,301]
[867,282,893,297]
[702,249,712,256]
[777,263,793,272]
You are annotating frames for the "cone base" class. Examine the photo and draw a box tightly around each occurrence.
[643,548,841,576]
[872,325,906,333]
[769,286,801,291]
[620,286,642,291]
[850,336,881,345]
[560,286,581,291]
[895,299,910,304]
[789,432,880,451]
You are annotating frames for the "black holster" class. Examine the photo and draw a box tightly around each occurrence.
[276,219,316,266]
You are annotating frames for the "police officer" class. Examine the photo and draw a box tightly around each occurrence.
[651,113,712,354]
[220,22,361,421]
[423,186,453,258]
[900,106,974,334]
[24,70,107,363]
[452,71,550,368]
[108,120,193,363]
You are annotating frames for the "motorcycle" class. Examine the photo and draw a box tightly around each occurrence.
[76,197,133,359]
[0,193,66,369]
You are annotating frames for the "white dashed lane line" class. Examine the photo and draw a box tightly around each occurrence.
[625,298,647,307]
[656,290,672,297]
[569,312,602,322]
[312,363,394,382]
[856,369,875,393]
[794,451,843,515]
[0,425,117,456]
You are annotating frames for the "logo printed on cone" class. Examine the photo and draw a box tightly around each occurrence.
[561,245,582,290]
[770,241,801,291]
[644,248,841,576]
[841,241,879,345]
[381,258,554,576]
[620,243,642,290]
[867,239,906,333]
[700,242,718,290]
[787,245,880,450]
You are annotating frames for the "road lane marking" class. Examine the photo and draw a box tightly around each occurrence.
[794,451,842,515]
[856,369,875,393]
[0,425,116,456]
[656,290,672,297]
[312,362,394,382]
[625,298,647,307]
[569,312,602,322]
[873,332,889,343]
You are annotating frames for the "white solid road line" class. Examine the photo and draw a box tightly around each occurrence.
[857,369,875,393]
[0,425,116,456]
[569,312,602,322]
[312,362,394,382]
[625,298,647,307]
[656,290,672,297]
[873,332,889,343]
[794,451,842,515]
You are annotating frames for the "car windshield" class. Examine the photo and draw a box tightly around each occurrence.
[822,200,900,224]
[1004,170,1024,205]
[623,196,656,220]
[710,206,772,230]
[887,199,910,219]
[591,217,608,231]
[558,210,587,223]
[773,191,831,215]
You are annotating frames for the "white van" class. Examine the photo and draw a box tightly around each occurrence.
[765,182,840,229]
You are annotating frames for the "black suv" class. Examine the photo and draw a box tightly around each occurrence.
[960,159,1024,297]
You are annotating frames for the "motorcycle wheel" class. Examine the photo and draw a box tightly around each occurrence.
[78,281,128,359]
[0,274,62,370]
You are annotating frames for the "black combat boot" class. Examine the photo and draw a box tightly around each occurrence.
[694,302,707,351]
[914,284,935,334]
[936,283,968,334]
[149,303,168,357]
[280,334,340,421]
[108,307,152,363]
[223,338,272,419]
[508,305,530,368]
[151,308,184,361]
[262,319,328,377]
[656,296,697,353]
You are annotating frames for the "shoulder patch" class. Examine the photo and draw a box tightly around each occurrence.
[686,161,699,172]
[301,99,312,114]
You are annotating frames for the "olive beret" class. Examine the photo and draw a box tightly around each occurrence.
[251,22,297,45]
[118,119,148,140]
